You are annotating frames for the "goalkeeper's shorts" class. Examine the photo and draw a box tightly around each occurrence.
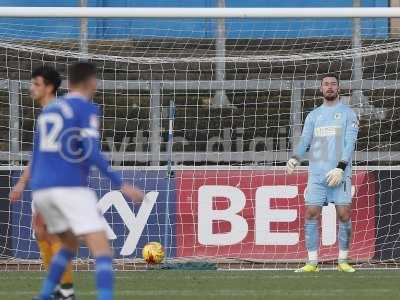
[305,175,352,206]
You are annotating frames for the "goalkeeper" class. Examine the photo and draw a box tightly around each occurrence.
[286,74,359,273]
[9,66,75,299]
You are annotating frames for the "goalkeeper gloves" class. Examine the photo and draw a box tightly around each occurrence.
[326,161,347,187]
[286,157,300,174]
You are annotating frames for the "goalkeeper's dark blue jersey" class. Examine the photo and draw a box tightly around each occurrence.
[30,93,122,191]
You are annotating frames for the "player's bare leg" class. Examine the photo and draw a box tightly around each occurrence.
[35,231,78,300]
[33,213,53,269]
[83,230,114,300]
[336,205,355,272]
[295,206,321,273]
[33,213,75,299]
[49,235,75,300]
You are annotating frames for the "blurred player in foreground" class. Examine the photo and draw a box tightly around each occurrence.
[10,66,76,299]
[286,74,359,273]
[28,62,143,300]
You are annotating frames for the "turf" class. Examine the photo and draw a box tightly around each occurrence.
[0,270,399,300]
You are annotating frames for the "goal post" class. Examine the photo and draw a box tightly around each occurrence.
[1,6,400,270]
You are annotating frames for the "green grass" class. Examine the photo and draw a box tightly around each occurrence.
[0,270,400,300]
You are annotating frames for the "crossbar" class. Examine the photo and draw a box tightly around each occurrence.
[0,7,400,18]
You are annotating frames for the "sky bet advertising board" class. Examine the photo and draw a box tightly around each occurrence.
[3,169,388,261]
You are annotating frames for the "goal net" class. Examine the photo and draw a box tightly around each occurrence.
[0,9,399,270]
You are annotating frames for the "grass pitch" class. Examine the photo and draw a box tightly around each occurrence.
[0,270,399,300]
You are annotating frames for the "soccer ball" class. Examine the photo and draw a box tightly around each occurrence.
[142,242,165,264]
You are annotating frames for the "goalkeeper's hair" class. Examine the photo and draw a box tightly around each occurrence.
[68,62,97,86]
[31,65,62,95]
[321,73,340,84]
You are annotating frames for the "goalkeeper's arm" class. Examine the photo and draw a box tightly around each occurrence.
[340,111,359,165]
[326,111,359,187]
[286,113,314,174]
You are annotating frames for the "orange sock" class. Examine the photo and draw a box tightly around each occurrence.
[36,239,52,270]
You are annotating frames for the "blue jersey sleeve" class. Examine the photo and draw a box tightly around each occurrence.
[293,112,315,160]
[78,104,123,188]
[341,110,359,163]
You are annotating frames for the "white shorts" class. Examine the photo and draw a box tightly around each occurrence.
[32,187,106,236]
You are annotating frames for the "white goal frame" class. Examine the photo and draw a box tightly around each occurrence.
[1,7,400,18]
[1,6,400,269]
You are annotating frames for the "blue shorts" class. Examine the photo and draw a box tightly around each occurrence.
[305,174,352,206]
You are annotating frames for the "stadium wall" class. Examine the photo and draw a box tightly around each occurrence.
[0,0,389,39]
[2,168,399,262]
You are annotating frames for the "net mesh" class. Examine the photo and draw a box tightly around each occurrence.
[0,17,399,269]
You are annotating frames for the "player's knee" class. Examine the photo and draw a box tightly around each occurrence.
[34,224,48,241]
[96,247,112,257]
[58,231,79,252]
[33,214,49,241]
[84,231,112,257]
[90,243,112,257]
[338,212,351,223]
[305,207,320,219]
[35,231,46,241]
[337,206,351,222]
[92,239,112,257]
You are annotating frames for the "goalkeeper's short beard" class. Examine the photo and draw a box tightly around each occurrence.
[324,94,338,101]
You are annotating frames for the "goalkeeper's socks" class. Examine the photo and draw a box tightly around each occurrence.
[38,248,74,300]
[304,219,319,265]
[338,220,352,263]
[95,256,114,300]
